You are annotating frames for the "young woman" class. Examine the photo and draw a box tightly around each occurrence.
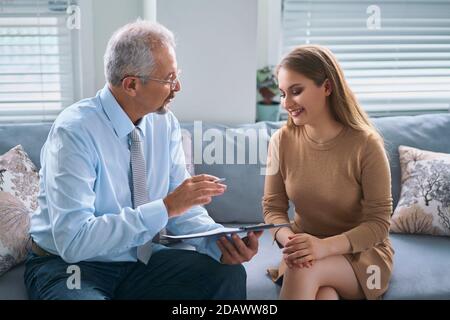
[263,45,394,300]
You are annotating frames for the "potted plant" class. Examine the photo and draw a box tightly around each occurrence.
[256,66,280,122]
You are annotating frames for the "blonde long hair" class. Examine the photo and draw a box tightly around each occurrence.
[277,45,381,139]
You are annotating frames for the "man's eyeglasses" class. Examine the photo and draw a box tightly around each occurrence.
[121,69,181,91]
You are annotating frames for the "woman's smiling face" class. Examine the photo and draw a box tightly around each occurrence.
[277,67,331,127]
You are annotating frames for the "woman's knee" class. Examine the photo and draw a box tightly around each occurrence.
[282,265,323,295]
[316,286,339,300]
[284,264,320,283]
[311,255,365,300]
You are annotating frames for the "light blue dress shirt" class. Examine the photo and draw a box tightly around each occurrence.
[30,85,223,264]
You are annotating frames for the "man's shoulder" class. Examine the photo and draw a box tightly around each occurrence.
[53,96,103,132]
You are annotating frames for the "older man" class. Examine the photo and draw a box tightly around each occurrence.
[24,20,260,300]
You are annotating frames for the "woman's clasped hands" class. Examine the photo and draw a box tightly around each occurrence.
[282,233,330,269]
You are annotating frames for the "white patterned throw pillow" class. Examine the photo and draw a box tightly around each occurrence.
[0,145,39,211]
[0,145,39,276]
[0,192,31,276]
[391,145,450,236]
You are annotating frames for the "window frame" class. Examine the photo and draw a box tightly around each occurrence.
[276,0,450,119]
[0,0,95,123]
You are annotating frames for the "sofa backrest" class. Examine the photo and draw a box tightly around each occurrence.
[181,121,285,224]
[371,114,450,209]
[182,113,450,223]
[0,123,53,168]
[1,113,449,224]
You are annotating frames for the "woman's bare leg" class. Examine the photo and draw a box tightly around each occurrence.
[280,255,365,300]
[280,263,319,299]
[316,286,339,300]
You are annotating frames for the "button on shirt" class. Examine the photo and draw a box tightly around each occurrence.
[30,85,223,263]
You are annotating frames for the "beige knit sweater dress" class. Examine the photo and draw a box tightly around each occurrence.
[263,125,394,300]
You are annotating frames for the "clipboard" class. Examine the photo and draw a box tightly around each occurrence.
[160,223,292,240]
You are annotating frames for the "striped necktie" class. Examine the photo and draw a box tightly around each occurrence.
[130,127,155,264]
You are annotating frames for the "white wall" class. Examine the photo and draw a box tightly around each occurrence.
[142,0,157,22]
[157,0,258,124]
[257,0,282,69]
[86,0,263,124]
[91,0,144,91]
[257,0,269,70]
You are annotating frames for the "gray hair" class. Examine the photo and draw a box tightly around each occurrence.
[104,20,176,86]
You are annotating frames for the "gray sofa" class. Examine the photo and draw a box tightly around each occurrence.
[1,113,450,300]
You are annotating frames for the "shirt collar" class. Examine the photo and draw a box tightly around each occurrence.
[99,84,147,139]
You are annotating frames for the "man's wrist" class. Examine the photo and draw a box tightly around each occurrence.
[163,197,172,217]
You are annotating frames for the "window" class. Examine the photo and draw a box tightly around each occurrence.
[281,0,450,116]
[0,0,79,123]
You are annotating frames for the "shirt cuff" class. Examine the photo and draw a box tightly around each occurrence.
[205,237,223,263]
[137,199,169,235]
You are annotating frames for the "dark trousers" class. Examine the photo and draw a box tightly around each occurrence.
[24,248,246,300]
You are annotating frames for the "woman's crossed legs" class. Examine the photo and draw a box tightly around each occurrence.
[280,254,365,300]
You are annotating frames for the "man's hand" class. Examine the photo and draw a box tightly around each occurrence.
[163,174,226,218]
[217,231,263,265]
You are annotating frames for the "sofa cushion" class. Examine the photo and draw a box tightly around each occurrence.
[1,230,449,300]
[181,122,273,223]
[180,114,450,223]
[371,113,450,208]
[0,123,53,169]
[0,232,281,301]
[243,230,281,299]
[243,232,450,300]
[0,192,31,277]
[181,122,296,223]
[0,263,27,300]
[391,146,450,236]
[0,145,36,277]
[235,230,450,300]
[0,145,39,211]
[2,114,449,223]
[384,233,450,300]
[0,114,449,300]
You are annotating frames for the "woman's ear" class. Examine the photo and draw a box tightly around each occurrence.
[323,79,332,96]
